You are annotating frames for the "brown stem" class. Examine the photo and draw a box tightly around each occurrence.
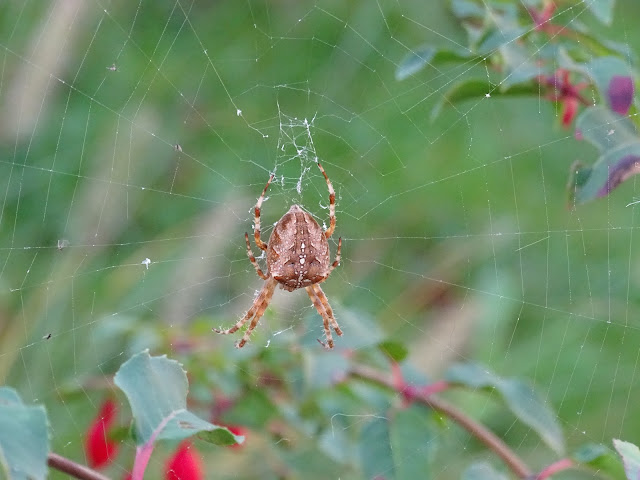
[348,364,533,479]
[47,453,111,480]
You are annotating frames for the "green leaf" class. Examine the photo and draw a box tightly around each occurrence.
[395,46,475,81]
[445,363,564,454]
[0,387,49,480]
[498,380,564,454]
[378,341,409,362]
[573,443,627,479]
[396,46,436,81]
[613,439,640,480]
[586,0,615,25]
[431,79,538,120]
[114,350,243,446]
[197,429,239,447]
[572,106,640,203]
[445,362,495,388]
[478,26,527,55]
[574,443,610,464]
[357,407,436,480]
[390,406,433,480]
[461,462,508,480]
[569,22,632,57]
[359,417,395,480]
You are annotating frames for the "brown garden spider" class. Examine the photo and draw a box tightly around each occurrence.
[213,162,343,349]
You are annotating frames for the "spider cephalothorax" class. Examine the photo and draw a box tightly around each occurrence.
[213,162,343,349]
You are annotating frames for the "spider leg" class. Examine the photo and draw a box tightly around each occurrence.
[254,174,274,251]
[237,278,277,348]
[245,232,268,280]
[317,162,336,239]
[213,278,277,347]
[312,283,343,339]
[306,286,333,349]
[327,237,342,275]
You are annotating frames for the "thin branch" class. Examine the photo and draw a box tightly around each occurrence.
[348,364,533,479]
[536,458,574,480]
[47,453,111,480]
[132,409,178,480]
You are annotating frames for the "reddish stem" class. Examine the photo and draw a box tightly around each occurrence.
[390,362,451,404]
[402,380,451,403]
[132,411,177,480]
[536,458,574,480]
[419,380,451,397]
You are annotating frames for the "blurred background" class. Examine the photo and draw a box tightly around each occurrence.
[2,0,640,478]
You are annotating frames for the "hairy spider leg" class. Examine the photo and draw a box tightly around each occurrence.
[312,283,343,338]
[306,283,343,349]
[253,174,274,251]
[213,277,277,347]
[306,285,334,349]
[245,232,268,280]
[236,279,277,348]
[317,162,336,239]
[327,237,342,275]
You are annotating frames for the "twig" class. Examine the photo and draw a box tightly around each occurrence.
[47,453,111,480]
[348,364,533,479]
[131,410,177,480]
[536,458,574,480]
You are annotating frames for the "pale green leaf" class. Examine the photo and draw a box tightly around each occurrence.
[431,79,537,120]
[114,350,242,446]
[573,106,640,203]
[573,443,627,479]
[0,387,49,480]
[613,439,640,480]
[396,46,475,81]
[359,417,395,480]
[390,405,433,480]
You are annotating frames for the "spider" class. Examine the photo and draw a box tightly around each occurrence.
[213,162,343,349]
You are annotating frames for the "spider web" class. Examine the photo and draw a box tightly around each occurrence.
[1,0,639,478]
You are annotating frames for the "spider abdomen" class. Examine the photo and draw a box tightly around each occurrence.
[267,204,330,292]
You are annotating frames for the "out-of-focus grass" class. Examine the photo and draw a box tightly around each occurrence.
[1,0,640,478]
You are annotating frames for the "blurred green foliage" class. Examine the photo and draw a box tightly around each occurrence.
[2,0,640,478]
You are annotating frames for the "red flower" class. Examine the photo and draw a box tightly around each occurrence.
[539,69,589,128]
[85,399,119,469]
[165,441,203,480]
[561,95,580,128]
